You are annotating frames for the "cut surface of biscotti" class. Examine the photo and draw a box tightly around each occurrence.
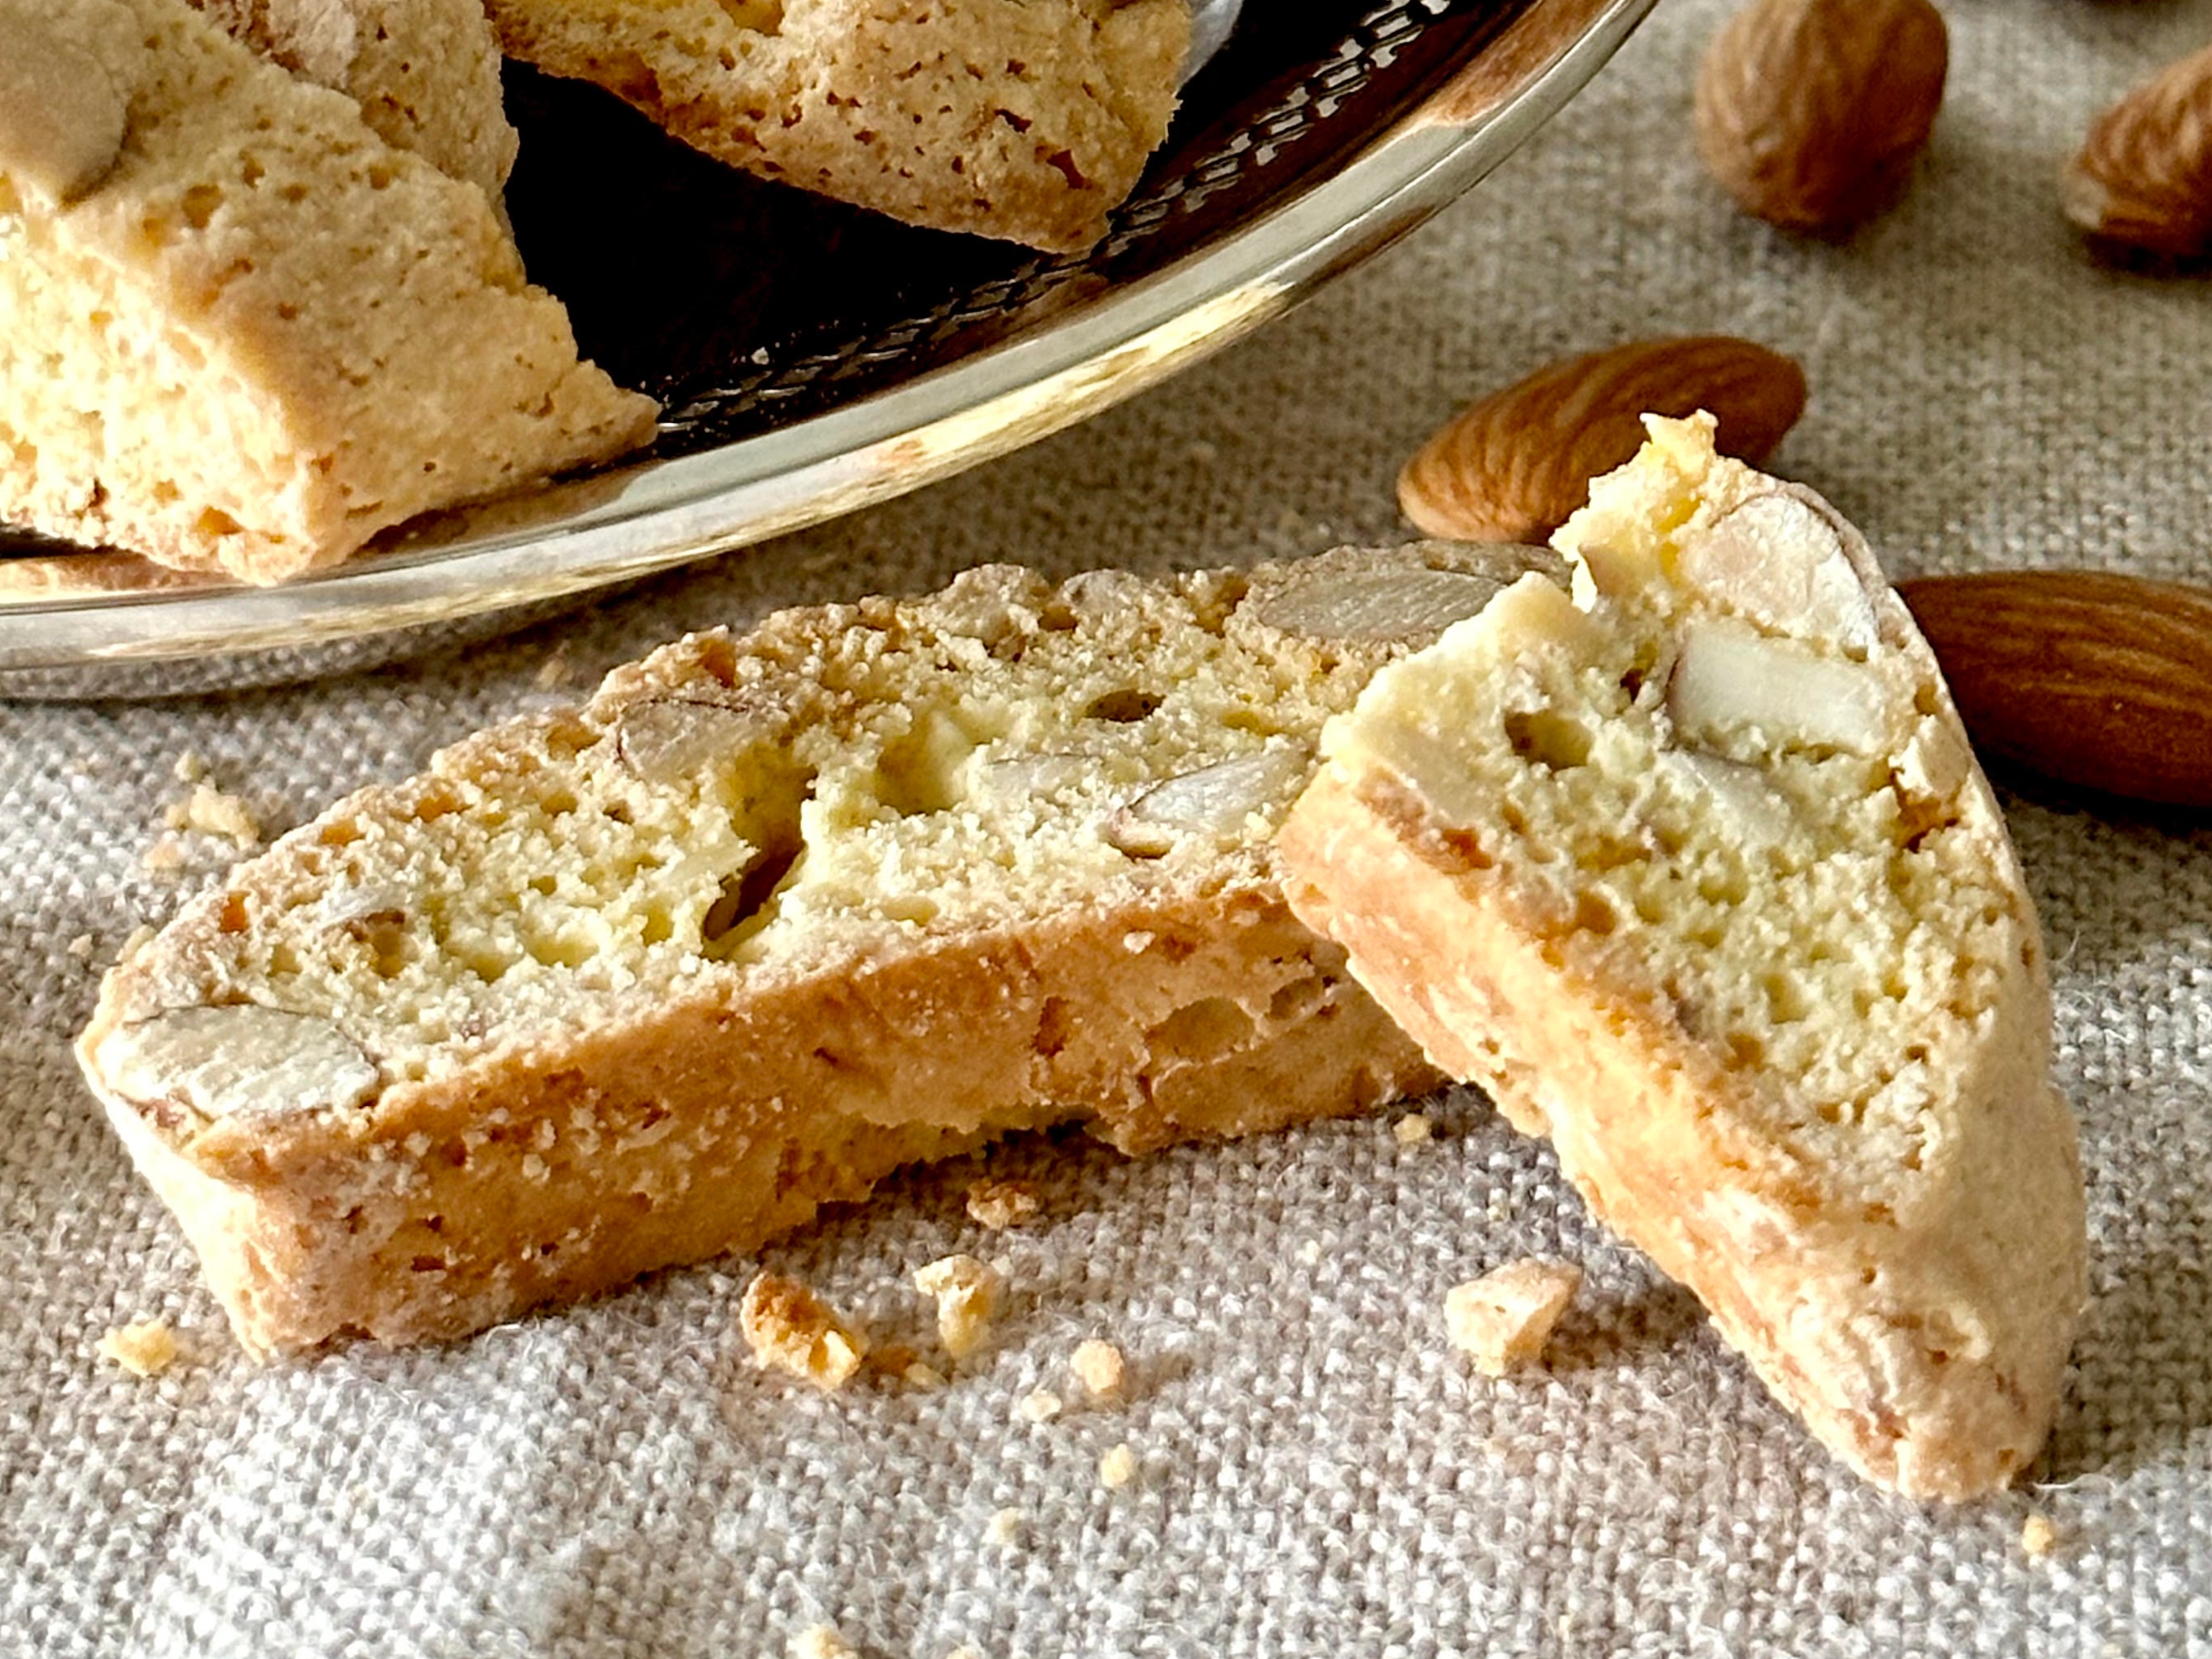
[0,0,655,583]
[193,0,519,202]
[484,0,1189,251]
[1278,416,2087,1501]
[78,545,1566,1357]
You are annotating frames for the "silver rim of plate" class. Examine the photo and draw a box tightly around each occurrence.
[0,0,1653,698]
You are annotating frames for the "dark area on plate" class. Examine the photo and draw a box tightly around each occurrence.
[503,0,1528,459]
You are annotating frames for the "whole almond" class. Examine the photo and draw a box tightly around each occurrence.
[1694,0,1948,232]
[1398,337,1807,545]
[1898,571,2212,809]
[2060,46,2212,258]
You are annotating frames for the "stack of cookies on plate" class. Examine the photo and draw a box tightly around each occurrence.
[0,0,1198,584]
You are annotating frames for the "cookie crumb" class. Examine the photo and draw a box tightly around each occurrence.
[66,934,95,961]
[1098,1443,1137,1490]
[792,1625,858,1659]
[97,1318,179,1378]
[912,1254,1001,1360]
[740,1272,870,1390]
[904,1362,948,1389]
[985,1507,1023,1548]
[534,650,573,690]
[140,836,189,874]
[164,782,262,849]
[1444,1260,1582,1376]
[1070,1339,1126,1401]
[1015,1388,1063,1424]
[172,749,210,784]
[1392,1112,1434,1145]
[965,1177,1041,1232]
[2021,1512,2060,1559]
[119,924,158,963]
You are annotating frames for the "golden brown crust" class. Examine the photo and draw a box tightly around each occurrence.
[76,552,1543,1356]
[484,0,1190,250]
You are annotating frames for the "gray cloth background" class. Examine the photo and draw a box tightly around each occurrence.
[7,0,2212,1652]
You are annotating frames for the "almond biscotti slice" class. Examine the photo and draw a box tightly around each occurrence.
[78,546,1563,1357]
[194,0,520,202]
[1278,416,2087,1501]
[0,0,655,583]
[484,0,1189,251]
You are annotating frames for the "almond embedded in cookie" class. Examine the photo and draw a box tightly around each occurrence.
[1278,414,2087,1501]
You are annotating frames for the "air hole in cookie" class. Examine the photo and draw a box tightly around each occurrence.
[702,840,803,948]
[1504,710,1593,770]
[1085,689,1160,724]
[1572,892,1617,936]
[529,876,557,897]
[410,1255,447,1273]
[1441,828,1494,871]
[1725,1032,1764,1068]
[525,934,593,969]
[1147,997,1256,1064]
[182,184,222,230]
[1699,870,1750,907]
[1763,974,1809,1023]
[217,892,248,934]
[1267,974,1327,1026]
[1034,996,1073,1058]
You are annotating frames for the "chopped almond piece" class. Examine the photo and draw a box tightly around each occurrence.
[1444,1260,1582,1376]
[739,1272,869,1390]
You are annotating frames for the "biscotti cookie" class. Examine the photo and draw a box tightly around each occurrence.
[484,0,1190,250]
[0,0,655,584]
[78,546,1563,1357]
[1278,416,2086,1501]
[194,0,519,202]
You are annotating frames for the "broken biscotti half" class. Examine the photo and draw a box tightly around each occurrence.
[1278,415,2087,1501]
[0,0,656,584]
[76,546,1568,1357]
[193,0,520,203]
[484,0,1190,251]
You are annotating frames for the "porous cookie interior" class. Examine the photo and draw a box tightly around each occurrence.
[115,550,1550,1108]
[1333,417,2029,1200]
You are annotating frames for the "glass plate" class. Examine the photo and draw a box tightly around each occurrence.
[0,0,1653,698]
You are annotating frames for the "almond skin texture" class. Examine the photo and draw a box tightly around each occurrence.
[1695,0,1948,232]
[1898,571,2212,809]
[2061,45,2212,258]
[1398,337,1807,544]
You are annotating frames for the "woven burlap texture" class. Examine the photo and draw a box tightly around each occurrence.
[7,0,2212,1652]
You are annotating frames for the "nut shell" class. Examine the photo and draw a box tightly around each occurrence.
[1398,337,1807,545]
[1694,0,1948,232]
[2061,45,2212,258]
